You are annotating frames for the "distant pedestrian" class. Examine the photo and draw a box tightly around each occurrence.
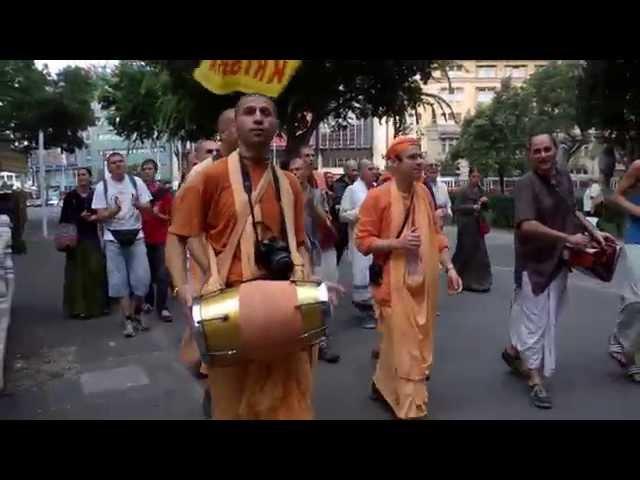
[92,153,153,338]
[59,167,108,319]
[289,156,341,363]
[140,159,173,322]
[332,160,359,264]
[423,159,452,228]
[340,159,377,329]
[452,167,492,292]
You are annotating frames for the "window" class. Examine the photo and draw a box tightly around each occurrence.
[504,65,527,78]
[439,87,464,103]
[476,87,496,104]
[440,137,457,155]
[447,63,465,78]
[477,65,497,78]
[318,118,371,149]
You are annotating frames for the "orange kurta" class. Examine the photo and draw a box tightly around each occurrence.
[355,180,448,419]
[170,156,313,420]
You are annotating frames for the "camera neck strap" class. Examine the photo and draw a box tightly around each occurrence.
[239,157,289,248]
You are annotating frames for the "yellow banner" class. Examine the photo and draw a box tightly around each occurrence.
[193,60,302,98]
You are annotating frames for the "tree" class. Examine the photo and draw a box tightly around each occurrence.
[101,60,454,168]
[451,61,587,191]
[0,60,96,153]
[577,60,640,162]
[526,61,588,168]
[451,79,531,192]
[98,61,165,145]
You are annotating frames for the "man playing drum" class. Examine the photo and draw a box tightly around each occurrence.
[166,94,315,420]
[502,133,613,409]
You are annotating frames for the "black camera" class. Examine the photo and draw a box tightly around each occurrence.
[255,237,294,280]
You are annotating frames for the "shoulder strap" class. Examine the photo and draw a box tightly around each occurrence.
[103,178,108,205]
[127,174,139,195]
[395,190,414,239]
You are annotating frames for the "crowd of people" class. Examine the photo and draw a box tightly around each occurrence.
[59,154,174,337]
[56,93,640,420]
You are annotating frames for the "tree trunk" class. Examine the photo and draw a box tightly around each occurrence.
[498,166,505,194]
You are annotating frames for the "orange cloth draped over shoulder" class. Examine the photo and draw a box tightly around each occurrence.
[169,154,315,420]
[355,177,448,419]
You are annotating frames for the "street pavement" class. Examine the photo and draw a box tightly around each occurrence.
[1,207,639,420]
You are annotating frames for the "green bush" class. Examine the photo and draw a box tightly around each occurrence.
[487,195,514,229]
[450,190,514,229]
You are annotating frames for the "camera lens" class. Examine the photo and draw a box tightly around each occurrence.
[271,252,294,280]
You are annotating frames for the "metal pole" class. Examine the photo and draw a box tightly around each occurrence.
[38,130,48,238]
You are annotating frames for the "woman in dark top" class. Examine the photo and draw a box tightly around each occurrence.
[59,167,108,318]
[452,167,493,292]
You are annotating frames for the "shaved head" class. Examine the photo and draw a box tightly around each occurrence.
[234,94,278,118]
[358,159,376,187]
[217,109,235,132]
[217,108,238,156]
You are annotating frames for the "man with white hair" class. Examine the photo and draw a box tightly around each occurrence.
[340,159,377,329]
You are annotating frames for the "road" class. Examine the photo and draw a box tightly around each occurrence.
[0,207,638,419]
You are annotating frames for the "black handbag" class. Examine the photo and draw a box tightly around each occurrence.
[369,192,414,286]
[109,228,140,247]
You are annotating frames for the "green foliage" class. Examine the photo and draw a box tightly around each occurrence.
[0,61,96,152]
[577,60,640,159]
[487,194,515,229]
[450,190,515,229]
[451,79,530,185]
[452,62,587,188]
[102,60,452,164]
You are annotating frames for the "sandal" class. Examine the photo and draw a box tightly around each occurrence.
[529,384,552,409]
[627,365,640,383]
[502,349,527,377]
[608,335,628,369]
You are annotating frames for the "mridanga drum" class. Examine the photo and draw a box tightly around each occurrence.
[192,280,329,367]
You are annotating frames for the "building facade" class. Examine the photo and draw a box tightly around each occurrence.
[420,60,550,164]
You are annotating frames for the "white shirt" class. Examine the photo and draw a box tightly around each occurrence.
[92,174,152,242]
[428,179,453,219]
[583,183,601,213]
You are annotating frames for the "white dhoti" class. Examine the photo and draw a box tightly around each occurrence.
[612,245,640,362]
[350,241,373,304]
[509,269,568,378]
[340,179,373,305]
[319,248,339,285]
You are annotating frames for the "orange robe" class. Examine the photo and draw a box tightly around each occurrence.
[355,179,448,419]
[169,155,315,420]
